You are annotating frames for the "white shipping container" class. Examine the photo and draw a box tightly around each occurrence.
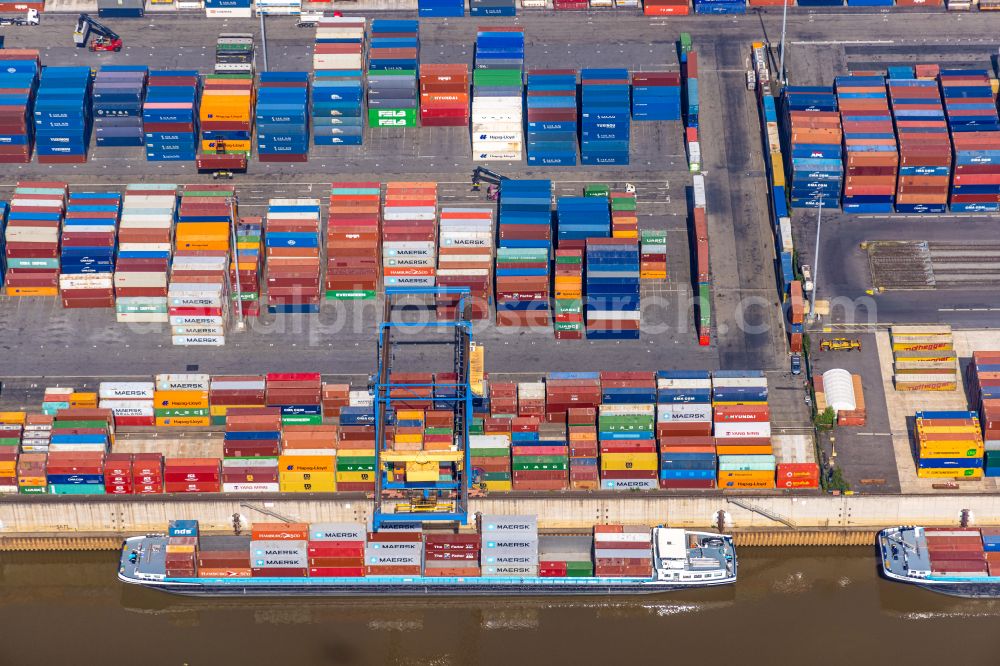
[656,403,713,422]
[349,390,374,407]
[99,383,155,400]
[155,374,212,391]
[280,448,337,456]
[713,422,772,439]
[206,7,252,16]
[600,403,655,416]
[99,404,155,418]
[712,377,768,389]
[172,325,226,336]
[779,217,793,253]
[471,141,524,153]
[593,531,652,543]
[586,310,642,321]
[384,276,436,287]
[172,336,227,347]
[470,435,512,449]
[116,312,169,323]
[474,151,523,161]
[223,483,280,493]
[693,174,706,208]
[656,378,713,390]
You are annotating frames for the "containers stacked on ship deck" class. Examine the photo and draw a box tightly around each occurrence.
[780,86,843,209]
[425,533,481,577]
[480,515,539,577]
[5,182,67,298]
[365,530,423,577]
[553,249,584,339]
[599,375,657,490]
[656,371,715,489]
[594,525,652,577]
[60,191,120,309]
[496,179,552,328]
[924,528,988,577]
[382,182,437,289]
[539,534,593,577]
[99,380,155,428]
[256,72,309,163]
[0,50,40,164]
[888,79,951,214]
[115,184,176,324]
[144,70,200,162]
[632,72,681,121]
[367,20,419,130]
[419,64,469,127]
[585,238,641,340]
[267,373,323,427]
[305,522,365,577]
[914,410,983,479]
[230,216,262,319]
[34,67,91,164]
[470,433,512,492]
[835,76,898,214]
[337,405,377,491]
[472,28,524,162]
[890,324,958,391]
[940,70,1000,213]
[580,68,630,166]
[557,195,609,248]
[525,69,578,167]
[967,351,1000,476]
[312,17,366,147]
[437,206,494,319]
[714,371,774,490]
[327,182,381,301]
[223,408,280,493]
[683,51,699,130]
[264,198,321,314]
[92,66,147,148]
[250,522,308,577]
[170,187,233,346]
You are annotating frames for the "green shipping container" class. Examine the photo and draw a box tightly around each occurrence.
[154,408,210,418]
[584,184,610,197]
[481,472,512,481]
[337,463,376,472]
[512,462,568,472]
[698,284,712,329]
[368,109,417,127]
[554,322,583,332]
[326,290,377,300]
[48,484,106,495]
[53,420,108,430]
[471,448,510,457]
[281,414,323,426]
[514,455,567,465]
[19,485,47,495]
[117,302,168,314]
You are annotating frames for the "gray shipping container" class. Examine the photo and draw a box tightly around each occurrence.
[480,515,537,533]
[483,565,539,577]
[365,542,423,557]
[368,98,417,109]
[593,548,651,560]
[310,522,366,541]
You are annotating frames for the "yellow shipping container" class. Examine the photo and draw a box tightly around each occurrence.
[200,139,252,153]
[484,480,513,492]
[19,478,46,487]
[155,416,211,428]
[70,392,98,407]
[640,270,668,280]
[176,222,230,240]
[916,425,980,435]
[153,390,209,408]
[335,471,375,483]
[717,470,776,489]
[279,473,336,493]
[917,467,983,479]
[394,432,424,445]
[210,405,230,417]
[600,453,658,470]
[278,455,336,473]
[0,462,17,474]
[715,444,774,456]
[397,410,424,421]
[165,543,195,554]
[337,448,375,457]
[770,152,786,187]
[0,412,27,424]
[612,230,639,239]
[6,287,58,296]
[919,445,984,459]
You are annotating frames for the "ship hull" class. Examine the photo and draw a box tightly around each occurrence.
[878,527,1000,599]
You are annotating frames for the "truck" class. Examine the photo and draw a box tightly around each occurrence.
[0,8,39,25]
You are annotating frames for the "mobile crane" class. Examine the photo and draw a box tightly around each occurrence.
[73,14,123,52]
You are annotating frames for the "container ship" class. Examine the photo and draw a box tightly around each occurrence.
[119,517,737,597]
[879,526,1000,598]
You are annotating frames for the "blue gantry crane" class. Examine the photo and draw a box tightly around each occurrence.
[372,286,474,530]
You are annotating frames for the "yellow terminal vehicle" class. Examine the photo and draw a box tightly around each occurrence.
[820,338,862,352]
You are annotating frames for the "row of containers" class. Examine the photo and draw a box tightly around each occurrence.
[0,49,679,165]
[0,370,819,494]
[2,180,673,337]
[778,66,1000,213]
[416,0,976,13]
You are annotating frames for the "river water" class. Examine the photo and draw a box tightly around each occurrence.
[2,547,1000,665]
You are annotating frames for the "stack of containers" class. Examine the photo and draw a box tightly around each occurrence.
[367,20,419,130]
[223,409,281,493]
[713,371,774,490]
[835,76,898,214]
[99,381,155,427]
[510,417,568,490]
[266,373,323,427]
[585,238,640,340]
[553,249,584,339]
[154,374,211,428]
[164,531,198,578]
[312,17,366,147]
[470,432,512,492]
[417,0,465,16]
[92,66,147,148]
[382,182,437,289]
[609,191,638,239]
[144,70,200,162]
[0,202,5,288]
[208,374,266,426]
[336,406,376,491]
[199,73,254,159]
[230,216,262,319]
[0,438,16,495]
[115,184,176,324]
[0,49,40,164]
[306,523,366,577]
[580,69,631,166]
[21,415,53,455]
[556,196,610,247]
[34,67,91,164]
[59,191,120,309]
[489,382,517,417]
[256,72,310,163]
[780,86,843,209]
[278,428,337,493]
[923,528,988,578]
[631,72,681,121]
[639,230,667,279]
[471,28,524,161]
[593,525,652,577]
[265,198,322,314]
[657,371,715,489]
[17,453,47,495]
[5,182,67,297]
[525,70,578,167]
[890,325,958,391]
[940,70,1000,213]
[326,182,381,301]
[915,410,983,480]
[684,52,698,130]
[365,531,423,575]
[251,523,308,577]
[480,515,538,577]
[436,207,494,320]
[788,280,804,353]
[424,533,481,577]
[419,64,469,127]
[599,399,657,491]
[170,187,233,347]
[567,406,599,489]
[496,179,552,328]
[966,351,1000,476]
[888,79,951,214]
